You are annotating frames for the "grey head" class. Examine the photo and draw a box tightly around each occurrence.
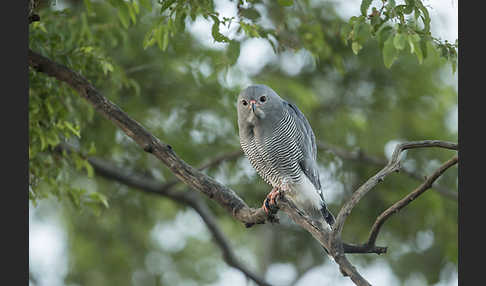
[237,84,285,134]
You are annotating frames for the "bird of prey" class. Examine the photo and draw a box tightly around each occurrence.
[237,84,335,227]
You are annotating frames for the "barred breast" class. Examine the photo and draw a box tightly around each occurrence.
[240,109,304,188]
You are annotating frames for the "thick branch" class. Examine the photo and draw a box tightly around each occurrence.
[366,156,458,246]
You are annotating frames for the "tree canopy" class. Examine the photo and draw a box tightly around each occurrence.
[29,0,458,285]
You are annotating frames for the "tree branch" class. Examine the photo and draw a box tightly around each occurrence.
[332,141,458,242]
[366,156,458,247]
[317,141,457,200]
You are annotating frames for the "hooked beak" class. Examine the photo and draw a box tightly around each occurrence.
[249,100,257,113]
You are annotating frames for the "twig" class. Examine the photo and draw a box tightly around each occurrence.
[332,140,458,242]
[366,156,458,246]
[317,141,457,200]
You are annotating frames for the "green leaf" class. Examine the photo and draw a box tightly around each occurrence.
[118,8,130,29]
[239,8,260,20]
[87,142,97,155]
[416,1,431,34]
[101,60,114,75]
[162,28,169,51]
[383,35,398,68]
[90,192,109,208]
[143,29,156,49]
[420,37,428,59]
[351,16,365,41]
[39,132,47,151]
[64,121,81,138]
[83,0,93,14]
[160,0,176,14]
[126,2,137,24]
[356,22,371,44]
[377,25,393,49]
[132,1,140,15]
[156,26,163,49]
[32,22,48,33]
[227,40,240,65]
[175,11,186,31]
[352,41,362,55]
[277,0,293,7]
[83,160,94,178]
[210,15,230,43]
[340,23,352,45]
[360,0,373,16]
[408,34,423,64]
[393,32,406,50]
[139,0,152,12]
[67,188,86,210]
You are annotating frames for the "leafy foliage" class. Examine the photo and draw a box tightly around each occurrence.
[342,0,457,71]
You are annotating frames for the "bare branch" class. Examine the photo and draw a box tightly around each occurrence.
[366,156,458,246]
[317,141,457,200]
[332,140,458,242]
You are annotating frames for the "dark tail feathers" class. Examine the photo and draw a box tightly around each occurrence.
[320,204,335,227]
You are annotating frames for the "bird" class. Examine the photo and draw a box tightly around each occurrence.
[236,84,335,227]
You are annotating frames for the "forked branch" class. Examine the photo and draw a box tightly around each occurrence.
[332,140,458,242]
[366,156,458,247]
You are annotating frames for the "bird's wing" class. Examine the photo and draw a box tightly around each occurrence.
[284,101,322,193]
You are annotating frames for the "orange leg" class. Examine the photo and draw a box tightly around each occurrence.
[262,187,280,214]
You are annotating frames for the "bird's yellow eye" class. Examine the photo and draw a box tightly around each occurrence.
[242,100,248,106]
[260,96,266,103]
